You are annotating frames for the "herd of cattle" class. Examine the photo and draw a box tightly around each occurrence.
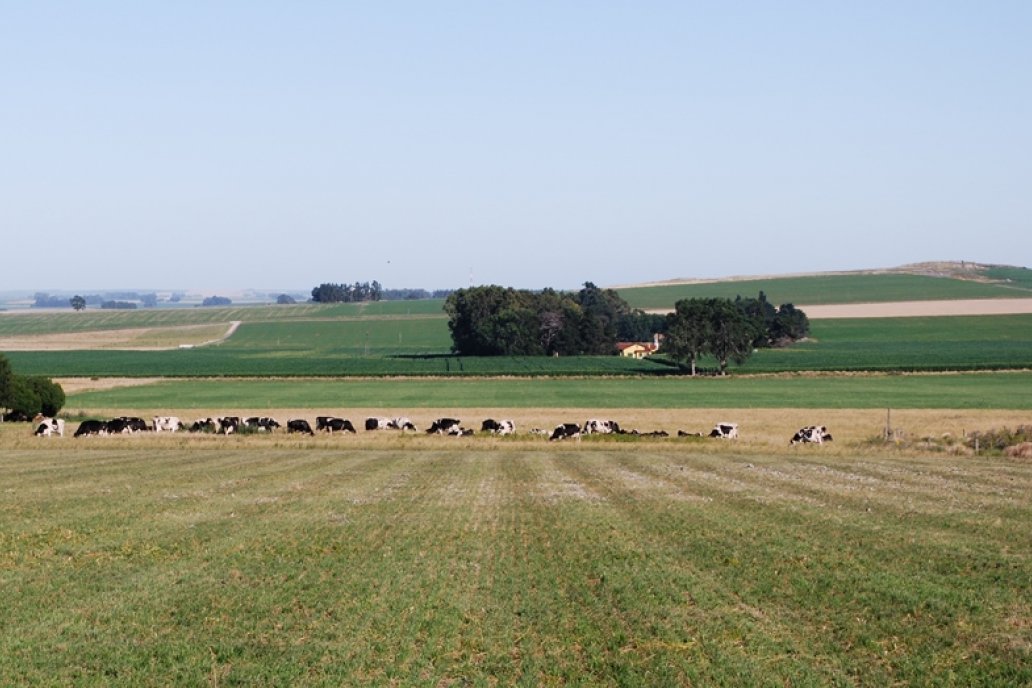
[27,414,833,445]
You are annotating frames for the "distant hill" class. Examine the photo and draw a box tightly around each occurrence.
[614,262,1032,311]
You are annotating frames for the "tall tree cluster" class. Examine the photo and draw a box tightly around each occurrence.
[444,283,633,356]
[0,354,65,419]
[665,293,810,375]
[310,281,383,303]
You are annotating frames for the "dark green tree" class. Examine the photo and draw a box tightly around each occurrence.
[707,299,758,375]
[70,295,86,311]
[25,376,65,416]
[664,299,713,375]
[0,354,14,412]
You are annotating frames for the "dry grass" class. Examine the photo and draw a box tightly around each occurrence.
[10,407,1032,454]
[0,323,232,350]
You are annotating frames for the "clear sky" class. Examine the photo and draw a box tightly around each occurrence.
[3,2,1030,292]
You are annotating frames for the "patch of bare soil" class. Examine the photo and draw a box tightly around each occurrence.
[54,377,167,395]
[796,298,1032,319]
[0,323,235,351]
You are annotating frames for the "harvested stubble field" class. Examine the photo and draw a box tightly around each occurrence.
[2,418,1030,686]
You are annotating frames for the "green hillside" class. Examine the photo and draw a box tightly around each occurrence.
[617,272,1032,310]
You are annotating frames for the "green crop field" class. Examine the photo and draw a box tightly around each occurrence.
[0,300,449,337]
[616,273,1032,310]
[62,371,1032,411]
[1,443,1028,685]
[9,313,1032,378]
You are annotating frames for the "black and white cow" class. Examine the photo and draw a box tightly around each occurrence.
[244,417,281,432]
[427,418,462,435]
[481,419,516,435]
[74,419,108,437]
[529,428,551,436]
[316,416,356,433]
[790,425,833,445]
[365,417,417,431]
[550,423,582,441]
[190,418,218,433]
[105,418,136,435]
[34,417,65,437]
[287,419,315,435]
[152,416,185,433]
[709,422,739,439]
[583,419,623,435]
[217,417,241,435]
[111,416,149,433]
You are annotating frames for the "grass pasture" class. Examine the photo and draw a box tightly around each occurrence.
[1,437,1028,686]
[59,370,1032,413]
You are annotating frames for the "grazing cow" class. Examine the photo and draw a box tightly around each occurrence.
[790,425,833,445]
[365,417,416,431]
[153,416,185,433]
[74,419,108,437]
[119,416,149,433]
[550,423,582,441]
[677,430,703,438]
[34,417,65,437]
[481,419,516,435]
[316,416,356,433]
[244,416,281,432]
[105,418,136,435]
[427,418,462,435]
[709,422,739,439]
[287,419,315,435]
[217,416,241,435]
[583,419,623,435]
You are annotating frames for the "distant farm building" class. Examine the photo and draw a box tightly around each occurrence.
[616,333,662,358]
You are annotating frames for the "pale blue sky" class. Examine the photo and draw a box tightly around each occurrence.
[3,2,1029,291]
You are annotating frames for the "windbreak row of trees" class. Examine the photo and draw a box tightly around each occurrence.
[0,354,65,419]
[665,293,810,375]
[444,283,637,356]
[445,285,809,374]
[310,281,384,303]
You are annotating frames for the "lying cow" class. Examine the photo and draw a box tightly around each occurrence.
[190,418,218,433]
[365,417,417,431]
[34,417,65,437]
[550,423,581,441]
[709,422,739,439]
[790,425,833,445]
[481,419,516,435]
[583,419,623,435]
[153,416,184,433]
[316,416,356,433]
[244,417,281,432]
[287,419,315,436]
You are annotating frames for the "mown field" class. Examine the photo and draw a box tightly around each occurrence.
[617,273,1032,310]
[1,438,1028,686]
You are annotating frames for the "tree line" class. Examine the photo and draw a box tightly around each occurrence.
[664,293,809,375]
[0,354,65,420]
[444,283,650,356]
[310,281,384,303]
[444,285,809,373]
